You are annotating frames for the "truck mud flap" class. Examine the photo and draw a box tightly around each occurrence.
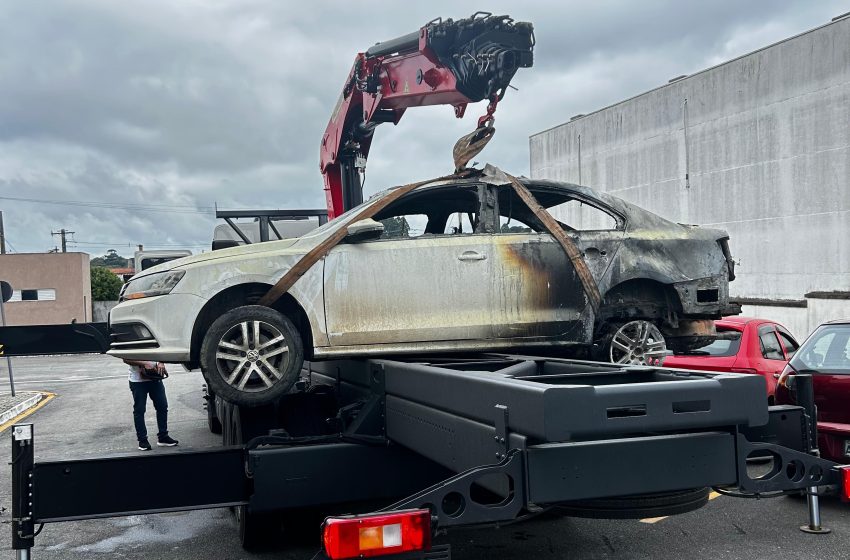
[30,447,247,522]
[525,432,737,503]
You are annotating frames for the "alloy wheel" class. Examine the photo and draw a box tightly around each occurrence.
[215,320,290,392]
[608,320,667,366]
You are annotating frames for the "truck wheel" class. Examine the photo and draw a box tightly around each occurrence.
[556,487,710,519]
[223,404,282,549]
[597,320,667,366]
[201,305,304,407]
[203,384,222,434]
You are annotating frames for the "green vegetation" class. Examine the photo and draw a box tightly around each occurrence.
[90,249,129,268]
[90,267,124,301]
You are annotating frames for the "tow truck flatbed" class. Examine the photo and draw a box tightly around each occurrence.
[12,354,848,559]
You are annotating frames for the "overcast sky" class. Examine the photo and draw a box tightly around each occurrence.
[1,0,846,256]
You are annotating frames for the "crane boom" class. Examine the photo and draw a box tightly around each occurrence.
[320,12,534,218]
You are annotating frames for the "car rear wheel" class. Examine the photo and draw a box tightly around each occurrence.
[201,305,304,407]
[600,320,668,366]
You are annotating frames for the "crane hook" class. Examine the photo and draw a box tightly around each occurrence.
[453,97,499,172]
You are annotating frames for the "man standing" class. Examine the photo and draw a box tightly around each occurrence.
[124,360,179,450]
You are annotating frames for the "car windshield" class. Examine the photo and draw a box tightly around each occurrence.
[674,327,741,356]
[790,324,850,374]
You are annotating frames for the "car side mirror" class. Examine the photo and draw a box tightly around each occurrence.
[345,219,384,243]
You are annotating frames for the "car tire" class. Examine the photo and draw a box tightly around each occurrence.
[201,305,304,407]
[555,487,711,519]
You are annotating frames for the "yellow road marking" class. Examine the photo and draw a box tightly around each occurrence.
[640,491,722,524]
[0,392,56,433]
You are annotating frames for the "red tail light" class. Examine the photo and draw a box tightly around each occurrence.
[322,509,431,560]
[840,466,850,502]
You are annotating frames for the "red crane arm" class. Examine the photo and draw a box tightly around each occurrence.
[320,13,534,218]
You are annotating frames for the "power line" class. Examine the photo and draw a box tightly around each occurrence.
[68,241,210,248]
[0,195,215,215]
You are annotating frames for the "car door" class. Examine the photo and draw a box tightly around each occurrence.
[809,327,850,426]
[756,325,789,395]
[322,185,495,346]
[488,184,623,341]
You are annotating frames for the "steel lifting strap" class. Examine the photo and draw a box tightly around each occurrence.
[258,171,471,307]
[505,172,602,312]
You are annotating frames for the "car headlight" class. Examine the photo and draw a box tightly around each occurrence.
[121,270,185,301]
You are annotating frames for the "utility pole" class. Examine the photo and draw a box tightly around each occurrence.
[0,210,5,254]
[51,228,75,253]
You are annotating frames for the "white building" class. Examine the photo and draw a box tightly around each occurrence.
[529,14,850,338]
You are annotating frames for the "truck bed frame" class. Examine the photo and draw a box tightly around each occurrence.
[11,354,846,558]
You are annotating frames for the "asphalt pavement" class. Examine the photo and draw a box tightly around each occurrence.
[0,354,848,559]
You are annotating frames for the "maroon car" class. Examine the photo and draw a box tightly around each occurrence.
[776,319,850,463]
[663,317,799,402]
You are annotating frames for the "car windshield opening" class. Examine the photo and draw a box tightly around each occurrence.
[497,186,620,233]
[790,325,850,374]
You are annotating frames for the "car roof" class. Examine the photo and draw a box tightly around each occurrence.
[717,316,754,325]
[716,317,794,331]
[822,319,850,325]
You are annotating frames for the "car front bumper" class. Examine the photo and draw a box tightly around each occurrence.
[106,292,206,363]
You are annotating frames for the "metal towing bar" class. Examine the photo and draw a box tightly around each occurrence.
[11,355,850,559]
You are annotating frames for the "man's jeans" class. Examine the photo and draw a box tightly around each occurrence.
[129,380,168,441]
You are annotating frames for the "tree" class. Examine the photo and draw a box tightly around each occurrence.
[90,249,129,268]
[90,267,123,301]
[380,216,410,238]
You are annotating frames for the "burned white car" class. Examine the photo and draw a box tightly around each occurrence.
[108,170,737,406]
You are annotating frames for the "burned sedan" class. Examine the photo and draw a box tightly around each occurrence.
[108,169,738,406]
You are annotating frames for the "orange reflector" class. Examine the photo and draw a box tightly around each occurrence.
[323,509,431,560]
[841,466,850,502]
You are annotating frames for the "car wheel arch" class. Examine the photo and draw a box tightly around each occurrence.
[598,278,682,324]
[190,283,314,365]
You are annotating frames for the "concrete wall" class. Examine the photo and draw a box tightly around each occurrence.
[92,300,118,323]
[530,16,850,305]
[739,304,808,341]
[0,253,92,325]
[740,295,850,342]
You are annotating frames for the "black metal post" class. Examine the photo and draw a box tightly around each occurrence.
[795,374,830,534]
[12,423,35,558]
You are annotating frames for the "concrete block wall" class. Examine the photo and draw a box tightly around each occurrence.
[530,16,850,304]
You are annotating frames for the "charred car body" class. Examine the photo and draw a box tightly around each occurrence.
[108,167,738,405]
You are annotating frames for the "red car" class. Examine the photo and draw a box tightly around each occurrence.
[776,319,850,463]
[663,317,799,402]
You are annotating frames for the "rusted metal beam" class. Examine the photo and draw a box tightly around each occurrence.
[258,172,468,307]
[505,173,602,312]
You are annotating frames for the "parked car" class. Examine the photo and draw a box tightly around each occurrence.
[663,317,799,402]
[108,170,738,405]
[776,319,850,463]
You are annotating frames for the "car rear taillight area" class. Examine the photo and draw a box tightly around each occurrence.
[322,509,432,560]
[840,465,850,502]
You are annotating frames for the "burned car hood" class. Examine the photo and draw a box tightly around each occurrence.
[133,238,301,279]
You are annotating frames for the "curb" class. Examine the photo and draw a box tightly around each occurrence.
[0,393,44,426]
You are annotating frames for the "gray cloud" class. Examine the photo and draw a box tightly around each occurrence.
[1,0,846,254]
